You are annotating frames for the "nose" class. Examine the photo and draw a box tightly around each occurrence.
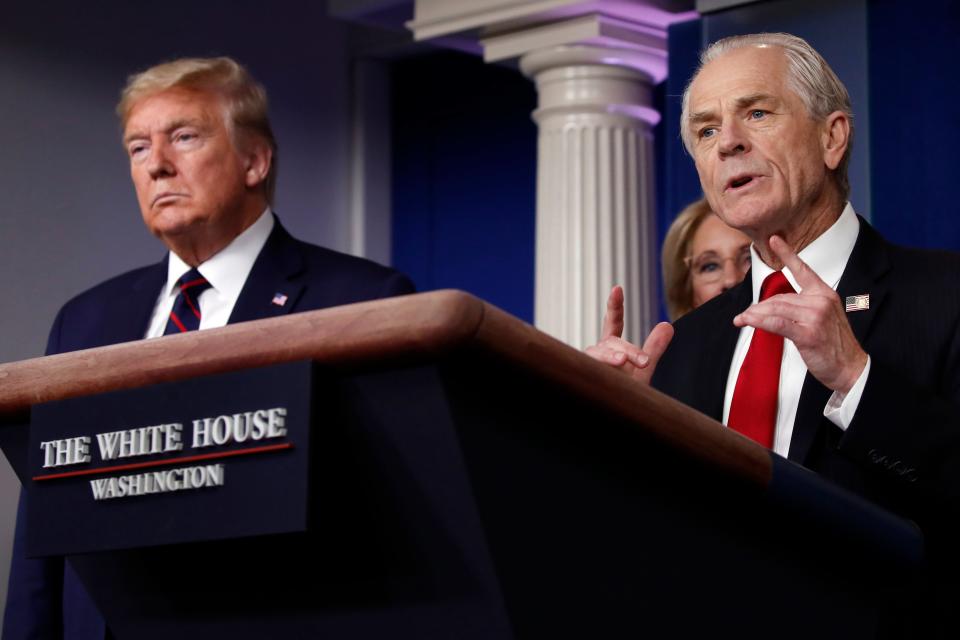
[146,141,176,179]
[717,118,749,157]
[720,260,741,291]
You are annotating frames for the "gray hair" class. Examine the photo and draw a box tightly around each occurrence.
[680,33,853,199]
[118,57,278,203]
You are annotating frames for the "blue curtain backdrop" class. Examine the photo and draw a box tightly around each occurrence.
[391,52,537,323]
[868,0,960,249]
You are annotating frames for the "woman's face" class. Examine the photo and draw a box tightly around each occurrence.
[688,214,752,308]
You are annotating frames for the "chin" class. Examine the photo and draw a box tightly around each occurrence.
[148,221,202,242]
[717,201,776,233]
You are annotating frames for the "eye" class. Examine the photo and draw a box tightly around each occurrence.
[700,127,717,140]
[173,130,199,144]
[697,260,720,274]
[749,109,766,120]
[127,142,149,161]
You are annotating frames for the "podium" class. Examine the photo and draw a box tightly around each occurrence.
[0,291,922,638]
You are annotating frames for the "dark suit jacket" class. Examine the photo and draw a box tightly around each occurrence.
[651,216,960,605]
[3,218,415,640]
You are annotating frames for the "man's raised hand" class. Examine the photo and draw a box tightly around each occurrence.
[585,285,674,384]
[734,235,867,394]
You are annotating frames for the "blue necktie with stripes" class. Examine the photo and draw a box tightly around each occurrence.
[163,268,212,335]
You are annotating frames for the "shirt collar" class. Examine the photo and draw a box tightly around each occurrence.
[748,202,859,302]
[165,207,275,299]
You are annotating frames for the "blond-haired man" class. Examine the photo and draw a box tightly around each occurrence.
[5,57,413,639]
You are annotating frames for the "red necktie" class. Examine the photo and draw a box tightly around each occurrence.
[727,270,796,448]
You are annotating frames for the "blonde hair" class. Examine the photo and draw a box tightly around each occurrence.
[118,57,277,202]
[680,33,853,200]
[661,198,713,321]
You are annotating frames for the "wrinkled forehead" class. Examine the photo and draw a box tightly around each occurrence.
[688,45,792,112]
[123,86,228,136]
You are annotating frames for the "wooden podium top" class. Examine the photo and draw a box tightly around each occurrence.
[0,290,771,487]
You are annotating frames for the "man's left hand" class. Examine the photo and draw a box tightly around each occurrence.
[734,235,868,394]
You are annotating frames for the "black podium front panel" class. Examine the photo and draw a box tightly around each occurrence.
[67,363,516,640]
[27,360,315,556]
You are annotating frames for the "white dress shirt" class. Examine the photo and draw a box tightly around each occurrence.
[144,208,275,338]
[721,203,871,457]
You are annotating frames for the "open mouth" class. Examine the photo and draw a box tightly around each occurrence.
[726,174,760,192]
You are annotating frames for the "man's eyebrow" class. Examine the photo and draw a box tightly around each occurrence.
[688,93,781,128]
[688,109,716,127]
[123,118,204,145]
[123,129,146,145]
[733,93,778,109]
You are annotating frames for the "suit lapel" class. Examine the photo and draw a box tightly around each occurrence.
[788,217,891,463]
[788,371,835,463]
[228,220,307,324]
[110,259,168,345]
[834,219,890,346]
[691,275,752,420]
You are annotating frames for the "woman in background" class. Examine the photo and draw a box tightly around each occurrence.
[661,198,752,321]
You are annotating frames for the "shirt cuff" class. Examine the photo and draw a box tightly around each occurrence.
[823,356,871,431]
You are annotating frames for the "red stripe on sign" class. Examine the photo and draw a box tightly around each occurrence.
[32,442,293,481]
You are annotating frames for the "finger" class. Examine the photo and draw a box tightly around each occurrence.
[597,335,650,368]
[733,294,819,328]
[735,303,823,344]
[585,343,646,373]
[735,311,801,342]
[640,322,674,369]
[768,235,828,293]
[585,344,629,366]
[601,285,625,339]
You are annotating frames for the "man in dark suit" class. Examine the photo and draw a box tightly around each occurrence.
[586,32,960,616]
[4,56,413,639]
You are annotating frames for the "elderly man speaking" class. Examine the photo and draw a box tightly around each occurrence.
[4,57,413,639]
[588,32,960,627]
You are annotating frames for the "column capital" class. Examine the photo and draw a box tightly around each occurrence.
[407,1,696,71]
[519,38,667,82]
[521,45,662,127]
[486,13,667,78]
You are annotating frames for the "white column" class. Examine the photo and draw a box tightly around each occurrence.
[521,45,662,348]
[404,2,688,347]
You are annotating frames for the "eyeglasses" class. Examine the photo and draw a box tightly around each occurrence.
[684,248,752,283]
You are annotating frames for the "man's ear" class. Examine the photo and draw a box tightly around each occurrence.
[821,110,850,171]
[243,138,272,189]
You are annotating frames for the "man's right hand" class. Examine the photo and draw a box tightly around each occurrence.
[584,285,674,384]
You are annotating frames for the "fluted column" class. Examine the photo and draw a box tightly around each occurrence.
[521,45,662,348]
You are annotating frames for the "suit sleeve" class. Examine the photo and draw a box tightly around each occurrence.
[838,355,960,512]
[3,492,65,639]
[3,304,106,639]
[4,310,66,639]
[378,271,416,297]
[833,301,960,604]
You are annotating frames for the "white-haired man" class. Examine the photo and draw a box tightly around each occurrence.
[4,57,413,639]
[588,32,960,623]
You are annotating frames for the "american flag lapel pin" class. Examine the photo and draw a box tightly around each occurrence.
[845,294,869,312]
[271,292,288,307]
